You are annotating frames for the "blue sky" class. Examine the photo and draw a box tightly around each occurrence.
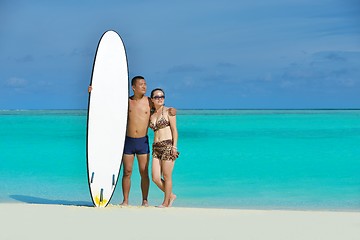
[1,0,359,109]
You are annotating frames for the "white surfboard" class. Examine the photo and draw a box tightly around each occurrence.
[86,30,129,207]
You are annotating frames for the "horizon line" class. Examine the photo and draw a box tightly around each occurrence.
[1,108,360,111]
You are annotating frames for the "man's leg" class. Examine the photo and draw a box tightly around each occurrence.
[121,154,135,205]
[137,153,150,206]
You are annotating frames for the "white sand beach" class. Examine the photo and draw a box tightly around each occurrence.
[1,204,359,240]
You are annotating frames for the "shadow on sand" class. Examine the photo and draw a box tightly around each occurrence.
[9,195,93,207]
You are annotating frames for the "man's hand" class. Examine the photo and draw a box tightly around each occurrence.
[169,107,177,116]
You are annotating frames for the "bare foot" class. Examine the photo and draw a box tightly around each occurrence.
[157,204,166,208]
[120,201,128,206]
[142,200,149,207]
[169,194,177,207]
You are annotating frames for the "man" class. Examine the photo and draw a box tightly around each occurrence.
[121,76,152,206]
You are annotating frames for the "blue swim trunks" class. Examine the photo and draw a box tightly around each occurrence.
[123,136,150,155]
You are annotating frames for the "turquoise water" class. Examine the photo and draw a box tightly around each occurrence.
[0,110,359,210]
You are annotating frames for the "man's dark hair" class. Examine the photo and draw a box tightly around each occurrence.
[131,76,145,86]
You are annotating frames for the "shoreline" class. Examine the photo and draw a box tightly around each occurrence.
[2,199,359,213]
[1,203,360,240]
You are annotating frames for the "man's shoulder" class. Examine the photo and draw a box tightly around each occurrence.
[129,95,151,101]
[129,95,153,111]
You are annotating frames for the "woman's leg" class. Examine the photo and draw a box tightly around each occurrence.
[151,157,164,190]
[161,160,175,207]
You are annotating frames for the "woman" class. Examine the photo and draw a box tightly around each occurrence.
[149,88,179,207]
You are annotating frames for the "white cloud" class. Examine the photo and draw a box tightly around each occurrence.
[279,51,360,89]
[4,77,28,88]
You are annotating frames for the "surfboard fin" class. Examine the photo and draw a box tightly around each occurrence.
[100,188,104,203]
[112,174,115,187]
[90,172,95,183]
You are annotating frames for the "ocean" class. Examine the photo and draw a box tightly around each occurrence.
[0,109,359,211]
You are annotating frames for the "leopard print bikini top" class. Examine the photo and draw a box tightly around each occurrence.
[149,107,170,132]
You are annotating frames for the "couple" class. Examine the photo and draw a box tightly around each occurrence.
[91,76,179,207]
[122,76,179,208]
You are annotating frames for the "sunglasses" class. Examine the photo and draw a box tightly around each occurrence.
[153,95,165,100]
